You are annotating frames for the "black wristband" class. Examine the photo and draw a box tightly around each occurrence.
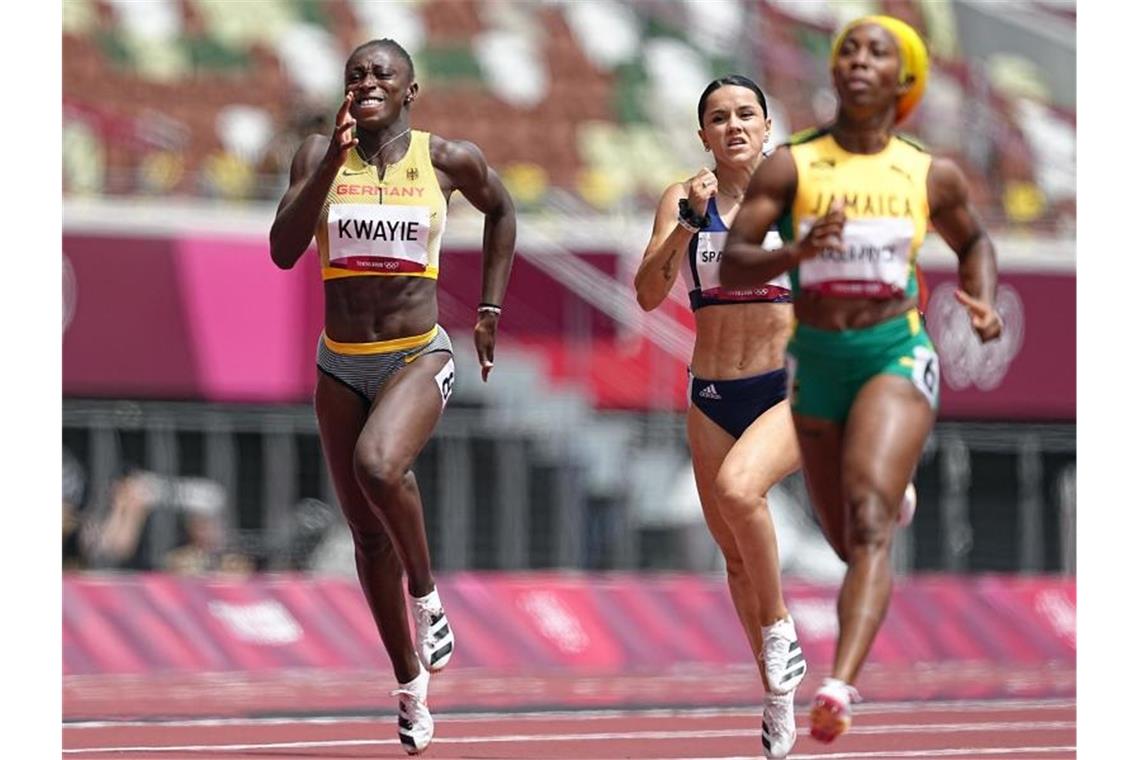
[678,198,710,230]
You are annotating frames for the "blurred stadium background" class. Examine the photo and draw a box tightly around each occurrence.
[61,0,1076,738]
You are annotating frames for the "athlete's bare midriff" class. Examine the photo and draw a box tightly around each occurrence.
[324,276,438,343]
[793,291,919,331]
[691,301,793,379]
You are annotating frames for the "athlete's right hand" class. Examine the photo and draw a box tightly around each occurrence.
[474,311,498,382]
[794,197,846,261]
[684,167,718,217]
[323,92,359,167]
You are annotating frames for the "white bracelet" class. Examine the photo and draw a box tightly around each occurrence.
[477,305,502,316]
[676,215,701,234]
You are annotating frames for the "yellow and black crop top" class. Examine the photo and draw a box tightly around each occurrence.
[316,130,448,281]
[780,128,932,300]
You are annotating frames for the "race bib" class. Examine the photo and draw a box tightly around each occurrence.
[327,204,431,273]
[798,217,913,298]
[434,357,456,408]
[909,344,940,408]
[694,229,791,301]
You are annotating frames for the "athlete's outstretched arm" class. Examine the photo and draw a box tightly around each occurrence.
[721,148,804,287]
[928,157,1002,343]
[432,137,517,381]
[269,94,358,269]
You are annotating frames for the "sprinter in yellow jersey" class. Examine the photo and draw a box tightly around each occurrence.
[270,39,516,755]
[721,16,1001,745]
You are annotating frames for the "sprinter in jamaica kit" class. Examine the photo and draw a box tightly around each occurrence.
[720,17,1001,744]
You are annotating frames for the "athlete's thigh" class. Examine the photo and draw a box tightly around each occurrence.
[686,405,739,554]
[719,399,801,498]
[314,372,377,529]
[841,374,935,518]
[792,412,846,558]
[357,351,455,467]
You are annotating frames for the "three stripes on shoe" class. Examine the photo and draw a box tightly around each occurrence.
[427,611,453,668]
[778,640,805,688]
[397,703,418,750]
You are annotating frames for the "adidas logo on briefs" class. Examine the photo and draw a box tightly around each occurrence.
[698,384,722,400]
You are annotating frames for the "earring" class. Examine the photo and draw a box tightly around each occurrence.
[703,144,710,152]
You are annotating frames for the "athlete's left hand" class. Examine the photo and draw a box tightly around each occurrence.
[955,289,1003,343]
[474,312,498,382]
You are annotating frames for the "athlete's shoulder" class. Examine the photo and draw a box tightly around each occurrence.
[429,133,491,179]
[782,125,832,148]
[429,133,482,161]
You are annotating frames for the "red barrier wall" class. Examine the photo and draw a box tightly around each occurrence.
[64,573,1074,677]
[62,232,1074,419]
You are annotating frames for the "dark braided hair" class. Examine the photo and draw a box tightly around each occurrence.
[697,75,768,126]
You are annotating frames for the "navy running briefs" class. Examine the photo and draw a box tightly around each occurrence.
[689,367,788,439]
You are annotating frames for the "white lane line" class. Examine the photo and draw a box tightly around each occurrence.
[644,749,1076,760]
[647,747,1071,760]
[63,697,1075,730]
[61,720,1075,754]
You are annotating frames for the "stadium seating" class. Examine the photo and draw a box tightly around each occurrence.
[63,0,1076,231]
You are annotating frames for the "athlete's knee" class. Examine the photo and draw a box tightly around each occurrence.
[844,490,894,554]
[352,446,408,496]
[714,464,774,525]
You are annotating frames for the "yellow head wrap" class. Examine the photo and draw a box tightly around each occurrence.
[829,15,929,124]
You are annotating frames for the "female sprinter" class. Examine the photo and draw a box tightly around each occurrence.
[269,39,516,754]
[720,17,1001,744]
[634,76,804,759]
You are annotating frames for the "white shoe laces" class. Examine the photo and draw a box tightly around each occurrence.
[764,629,792,666]
[392,686,426,704]
[762,619,800,687]
[765,692,795,729]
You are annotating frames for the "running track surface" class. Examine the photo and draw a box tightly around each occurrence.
[64,698,1075,759]
[65,664,1076,758]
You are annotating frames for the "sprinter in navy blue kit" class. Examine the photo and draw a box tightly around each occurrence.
[634,76,804,759]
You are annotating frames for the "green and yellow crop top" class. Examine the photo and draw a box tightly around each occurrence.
[316,130,448,281]
[781,128,932,300]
